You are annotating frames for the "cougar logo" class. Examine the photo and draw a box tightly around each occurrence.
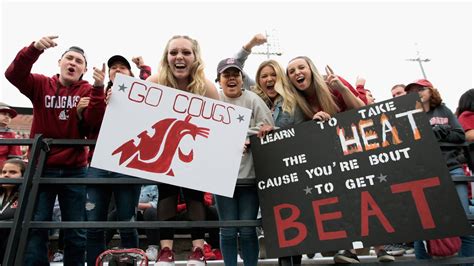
[112,115,210,176]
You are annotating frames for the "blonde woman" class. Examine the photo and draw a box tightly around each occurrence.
[253,60,308,264]
[147,35,218,266]
[253,60,305,130]
[286,56,365,121]
[286,56,368,263]
[147,35,218,99]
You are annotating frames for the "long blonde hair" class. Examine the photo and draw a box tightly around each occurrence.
[252,60,297,115]
[157,35,207,95]
[286,56,339,117]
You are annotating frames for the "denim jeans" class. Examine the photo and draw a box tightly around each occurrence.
[215,186,259,266]
[415,168,474,265]
[85,167,141,266]
[23,167,87,266]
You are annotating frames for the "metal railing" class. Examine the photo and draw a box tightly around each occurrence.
[0,137,473,265]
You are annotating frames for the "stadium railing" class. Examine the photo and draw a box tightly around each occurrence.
[0,136,472,266]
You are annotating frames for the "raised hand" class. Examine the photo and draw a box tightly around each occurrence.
[34,35,58,51]
[355,76,366,87]
[250,33,267,46]
[93,63,106,87]
[132,56,144,68]
[244,33,267,51]
[324,65,348,93]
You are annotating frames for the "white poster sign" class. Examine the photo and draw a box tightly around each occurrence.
[91,74,251,197]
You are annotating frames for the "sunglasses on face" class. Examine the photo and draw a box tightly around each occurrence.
[408,86,428,93]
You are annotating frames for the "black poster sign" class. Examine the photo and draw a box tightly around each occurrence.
[250,94,471,258]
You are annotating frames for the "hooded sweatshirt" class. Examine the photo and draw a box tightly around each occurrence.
[5,43,104,168]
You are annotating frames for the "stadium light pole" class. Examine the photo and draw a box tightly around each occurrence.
[406,43,430,79]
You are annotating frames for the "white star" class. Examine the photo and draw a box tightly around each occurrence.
[377,173,388,182]
[304,186,313,195]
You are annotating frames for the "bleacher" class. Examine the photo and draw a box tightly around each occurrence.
[0,136,473,265]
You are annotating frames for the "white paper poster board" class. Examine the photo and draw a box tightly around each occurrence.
[91,74,251,197]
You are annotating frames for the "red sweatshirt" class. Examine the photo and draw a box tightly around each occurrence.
[458,111,474,131]
[0,128,22,166]
[333,76,368,111]
[5,43,103,168]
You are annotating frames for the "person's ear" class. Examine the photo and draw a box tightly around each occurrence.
[83,66,88,74]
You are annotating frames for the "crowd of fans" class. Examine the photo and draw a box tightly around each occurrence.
[0,32,473,265]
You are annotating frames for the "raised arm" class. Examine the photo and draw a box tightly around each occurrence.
[5,35,58,98]
[234,33,267,89]
[236,33,267,67]
[132,56,152,80]
[81,63,106,130]
[325,66,365,109]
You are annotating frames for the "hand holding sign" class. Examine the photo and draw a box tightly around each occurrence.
[257,124,274,138]
[250,94,471,258]
[92,74,252,197]
[312,111,331,121]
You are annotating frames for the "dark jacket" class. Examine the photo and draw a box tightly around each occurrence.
[427,104,465,170]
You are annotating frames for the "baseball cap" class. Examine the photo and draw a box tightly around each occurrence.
[107,55,131,70]
[0,103,18,118]
[61,46,87,66]
[216,58,243,80]
[405,79,434,92]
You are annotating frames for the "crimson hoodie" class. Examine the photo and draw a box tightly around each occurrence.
[5,43,104,168]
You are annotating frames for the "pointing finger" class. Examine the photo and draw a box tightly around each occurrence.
[46,36,58,47]
[47,39,57,47]
[102,63,106,73]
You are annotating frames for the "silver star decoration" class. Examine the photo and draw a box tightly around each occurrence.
[237,114,244,122]
[118,83,127,92]
[377,173,388,182]
[304,186,313,195]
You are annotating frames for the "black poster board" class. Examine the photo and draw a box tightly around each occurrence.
[250,94,471,258]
